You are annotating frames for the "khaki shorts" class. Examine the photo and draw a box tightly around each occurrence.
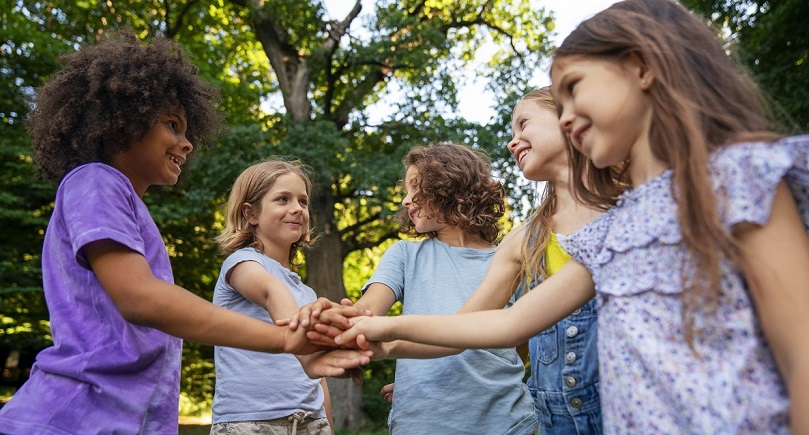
[210,411,330,435]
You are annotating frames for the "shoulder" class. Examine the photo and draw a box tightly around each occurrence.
[61,163,131,190]
[222,248,270,273]
[711,135,809,227]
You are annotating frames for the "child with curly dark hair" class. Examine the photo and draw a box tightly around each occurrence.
[330,143,536,433]
[0,31,369,434]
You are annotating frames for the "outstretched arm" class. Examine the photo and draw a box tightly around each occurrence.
[336,260,595,349]
[734,181,809,435]
[373,225,530,358]
[86,240,319,354]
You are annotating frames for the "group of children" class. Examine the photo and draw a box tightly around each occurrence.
[1,0,808,434]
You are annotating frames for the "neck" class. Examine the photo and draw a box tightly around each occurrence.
[261,242,292,269]
[435,226,494,249]
[551,170,603,236]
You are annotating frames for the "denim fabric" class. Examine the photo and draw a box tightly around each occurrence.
[524,296,602,435]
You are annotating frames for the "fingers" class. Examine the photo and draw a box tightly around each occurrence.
[275,316,292,327]
[318,305,372,330]
[381,382,395,403]
[305,329,343,348]
[355,334,388,357]
[334,321,364,346]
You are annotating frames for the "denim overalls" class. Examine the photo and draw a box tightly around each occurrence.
[517,233,602,435]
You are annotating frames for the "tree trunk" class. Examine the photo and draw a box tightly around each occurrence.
[306,184,367,432]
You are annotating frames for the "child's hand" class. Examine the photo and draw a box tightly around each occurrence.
[283,320,329,355]
[307,306,375,349]
[334,315,393,346]
[287,297,368,330]
[298,349,373,380]
[356,334,394,360]
[381,382,395,403]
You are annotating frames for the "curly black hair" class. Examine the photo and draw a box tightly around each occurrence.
[27,30,222,184]
[399,143,506,244]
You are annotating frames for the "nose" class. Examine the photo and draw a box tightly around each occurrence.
[402,191,412,207]
[558,108,574,135]
[289,200,303,214]
[180,135,193,155]
[507,136,520,155]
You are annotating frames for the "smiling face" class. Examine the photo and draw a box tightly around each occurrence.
[109,108,192,197]
[401,166,444,234]
[507,98,568,182]
[246,172,310,262]
[551,55,654,170]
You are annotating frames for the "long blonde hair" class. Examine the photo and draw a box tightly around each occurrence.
[216,159,317,270]
[517,88,558,284]
[516,87,623,289]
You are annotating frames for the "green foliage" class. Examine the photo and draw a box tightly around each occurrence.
[683,0,809,132]
[1,0,556,426]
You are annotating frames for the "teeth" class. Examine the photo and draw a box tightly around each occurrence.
[517,149,528,164]
[169,155,181,165]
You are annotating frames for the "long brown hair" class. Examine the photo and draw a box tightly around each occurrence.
[217,159,317,270]
[554,0,780,345]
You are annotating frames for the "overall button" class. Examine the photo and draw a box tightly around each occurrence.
[564,376,577,388]
[565,352,577,363]
[570,398,583,409]
[572,308,582,315]
[566,325,579,337]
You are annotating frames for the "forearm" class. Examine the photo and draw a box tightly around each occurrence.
[345,261,596,350]
[386,310,528,349]
[134,280,289,352]
[383,339,462,359]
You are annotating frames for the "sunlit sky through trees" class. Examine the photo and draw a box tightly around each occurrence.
[321,0,619,125]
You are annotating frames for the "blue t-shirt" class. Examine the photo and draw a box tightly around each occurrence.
[211,247,324,423]
[363,238,537,435]
[0,163,182,434]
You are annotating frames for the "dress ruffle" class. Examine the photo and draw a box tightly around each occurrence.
[559,135,809,297]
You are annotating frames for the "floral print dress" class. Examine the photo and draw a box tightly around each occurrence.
[559,135,809,434]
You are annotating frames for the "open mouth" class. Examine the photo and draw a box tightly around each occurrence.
[516,149,529,166]
[168,153,185,172]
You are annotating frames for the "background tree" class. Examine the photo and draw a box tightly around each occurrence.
[683,0,808,132]
[2,0,552,429]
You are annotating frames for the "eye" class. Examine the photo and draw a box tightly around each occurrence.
[519,118,528,129]
[276,195,288,203]
[567,80,578,94]
[299,198,308,207]
[168,121,178,131]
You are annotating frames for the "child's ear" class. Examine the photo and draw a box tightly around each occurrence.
[626,52,654,90]
[242,202,257,225]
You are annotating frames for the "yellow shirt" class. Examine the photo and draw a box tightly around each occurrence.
[545,232,571,275]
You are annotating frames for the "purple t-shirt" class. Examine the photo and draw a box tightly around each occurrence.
[0,163,183,434]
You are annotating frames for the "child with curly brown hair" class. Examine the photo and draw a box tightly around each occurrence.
[0,31,368,434]
[337,143,536,434]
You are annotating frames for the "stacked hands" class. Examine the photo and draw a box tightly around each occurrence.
[279,297,392,383]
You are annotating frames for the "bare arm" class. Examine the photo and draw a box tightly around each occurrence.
[336,260,595,349]
[85,240,318,354]
[379,226,529,358]
[734,181,809,434]
[226,260,301,322]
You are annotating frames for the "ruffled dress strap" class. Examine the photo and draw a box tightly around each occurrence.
[711,134,809,229]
